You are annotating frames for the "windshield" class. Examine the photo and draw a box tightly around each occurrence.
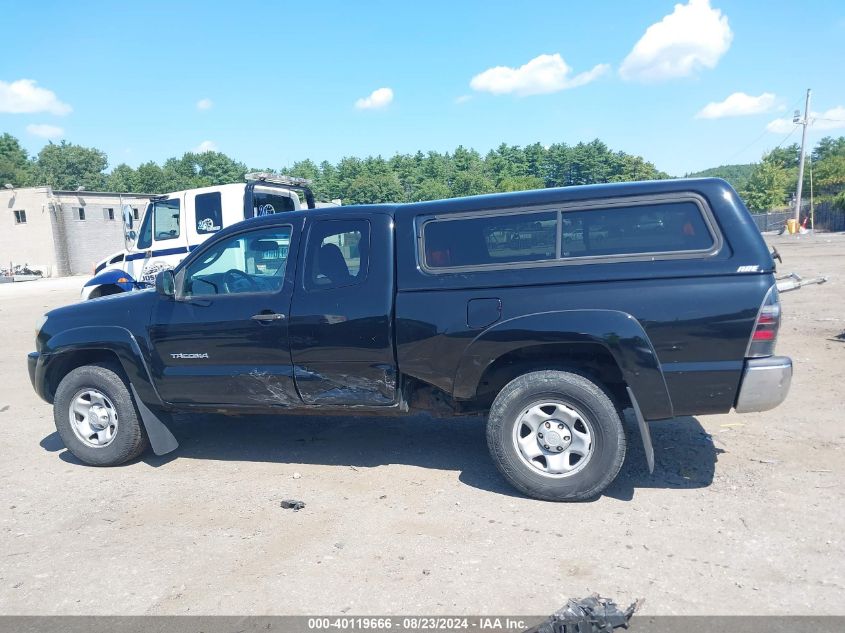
[136,199,180,249]
[136,203,153,249]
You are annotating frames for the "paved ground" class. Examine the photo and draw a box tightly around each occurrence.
[0,235,843,616]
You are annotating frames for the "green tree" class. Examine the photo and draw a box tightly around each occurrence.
[106,163,138,192]
[766,143,800,170]
[497,175,545,192]
[811,136,845,163]
[0,133,32,186]
[345,171,403,204]
[133,161,168,193]
[32,141,108,190]
[686,163,756,191]
[412,178,451,201]
[740,158,791,211]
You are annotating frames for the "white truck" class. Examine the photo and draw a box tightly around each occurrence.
[82,173,316,300]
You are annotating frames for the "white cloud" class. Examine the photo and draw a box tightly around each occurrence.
[470,54,609,96]
[355,87,394,110]
[196,98,213,110]
[455,95,473,105]
[0,79,72,115]
[620,0,733,82]
[812,106,845,130]
[766,118,796,134]
[26,123,64,139]
[696,92,777,119]
[193,140,218,153]
[767,106,845,134]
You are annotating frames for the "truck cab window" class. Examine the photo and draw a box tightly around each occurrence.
[304,220,370,291]
[153,199,181,241]
[251,191,296,217]
[195,192,222,234]
[181,226,292,297]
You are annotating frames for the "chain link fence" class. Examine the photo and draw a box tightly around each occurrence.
[751,201,844,233]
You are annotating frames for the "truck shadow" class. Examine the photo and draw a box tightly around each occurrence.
[605,414,723,501]
[44,412,720,501]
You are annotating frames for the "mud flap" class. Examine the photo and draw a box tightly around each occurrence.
[130,385,179,456]
[626,386,654,474]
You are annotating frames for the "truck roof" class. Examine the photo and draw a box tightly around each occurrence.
[222,177,737,235]
[395,177,735,219]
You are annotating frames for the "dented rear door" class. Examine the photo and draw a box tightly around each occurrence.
[288,213,398,406]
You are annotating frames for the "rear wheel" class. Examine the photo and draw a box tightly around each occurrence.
[486,370,625,501]
[53,363,149,466]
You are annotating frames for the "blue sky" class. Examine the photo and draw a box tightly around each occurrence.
[1,0,844,176]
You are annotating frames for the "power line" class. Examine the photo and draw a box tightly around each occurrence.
[771,125,800,150]
[723,94,805,162]
[724,127,773,162]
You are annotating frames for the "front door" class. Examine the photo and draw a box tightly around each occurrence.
[148,220,301,407]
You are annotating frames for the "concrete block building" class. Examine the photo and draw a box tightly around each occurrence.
[1,187,152,276]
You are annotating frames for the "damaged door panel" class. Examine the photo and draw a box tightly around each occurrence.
[147,220,303,406]
[288,215,399,406]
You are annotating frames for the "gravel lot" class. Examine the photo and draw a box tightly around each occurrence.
[0,233,842,616]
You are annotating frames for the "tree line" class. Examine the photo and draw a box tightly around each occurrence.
[689,136,845,212]
[0,133,666,203]
[2,131,844,211]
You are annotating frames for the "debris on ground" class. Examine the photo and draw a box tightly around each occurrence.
[280,499,306,511]
[524,594,642,633]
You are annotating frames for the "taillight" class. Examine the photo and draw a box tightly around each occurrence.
[746,285,781,357]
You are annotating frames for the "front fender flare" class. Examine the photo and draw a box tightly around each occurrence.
[41,327,178,455]
[83,269,135,292]
[452,309,673,420]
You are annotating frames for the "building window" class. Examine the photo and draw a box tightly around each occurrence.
[103,208,115,221]
[74,208,86,221]
[13,210,27,224]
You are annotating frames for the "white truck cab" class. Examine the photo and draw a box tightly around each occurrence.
[82,173,314,299]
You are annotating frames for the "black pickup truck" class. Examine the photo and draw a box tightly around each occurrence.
[28,178,791,501]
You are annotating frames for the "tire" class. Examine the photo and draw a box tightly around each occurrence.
[53,362,149,466]
[486,370,626,501]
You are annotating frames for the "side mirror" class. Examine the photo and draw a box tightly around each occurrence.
[155,270,175,297]
[122,205,136,249]
[122,205,134,230]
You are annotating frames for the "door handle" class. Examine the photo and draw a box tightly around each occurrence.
[251,312,285,321]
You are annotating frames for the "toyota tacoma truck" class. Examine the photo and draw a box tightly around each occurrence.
[28,178,792,501]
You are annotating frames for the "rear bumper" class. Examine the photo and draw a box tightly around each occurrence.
[734,356,792,413]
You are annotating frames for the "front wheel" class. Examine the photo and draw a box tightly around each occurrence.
[486,370,626,501]
[53,363,149,466]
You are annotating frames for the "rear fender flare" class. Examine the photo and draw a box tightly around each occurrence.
[452,309,673,420]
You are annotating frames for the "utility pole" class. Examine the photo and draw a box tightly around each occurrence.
[793,88,811,223]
